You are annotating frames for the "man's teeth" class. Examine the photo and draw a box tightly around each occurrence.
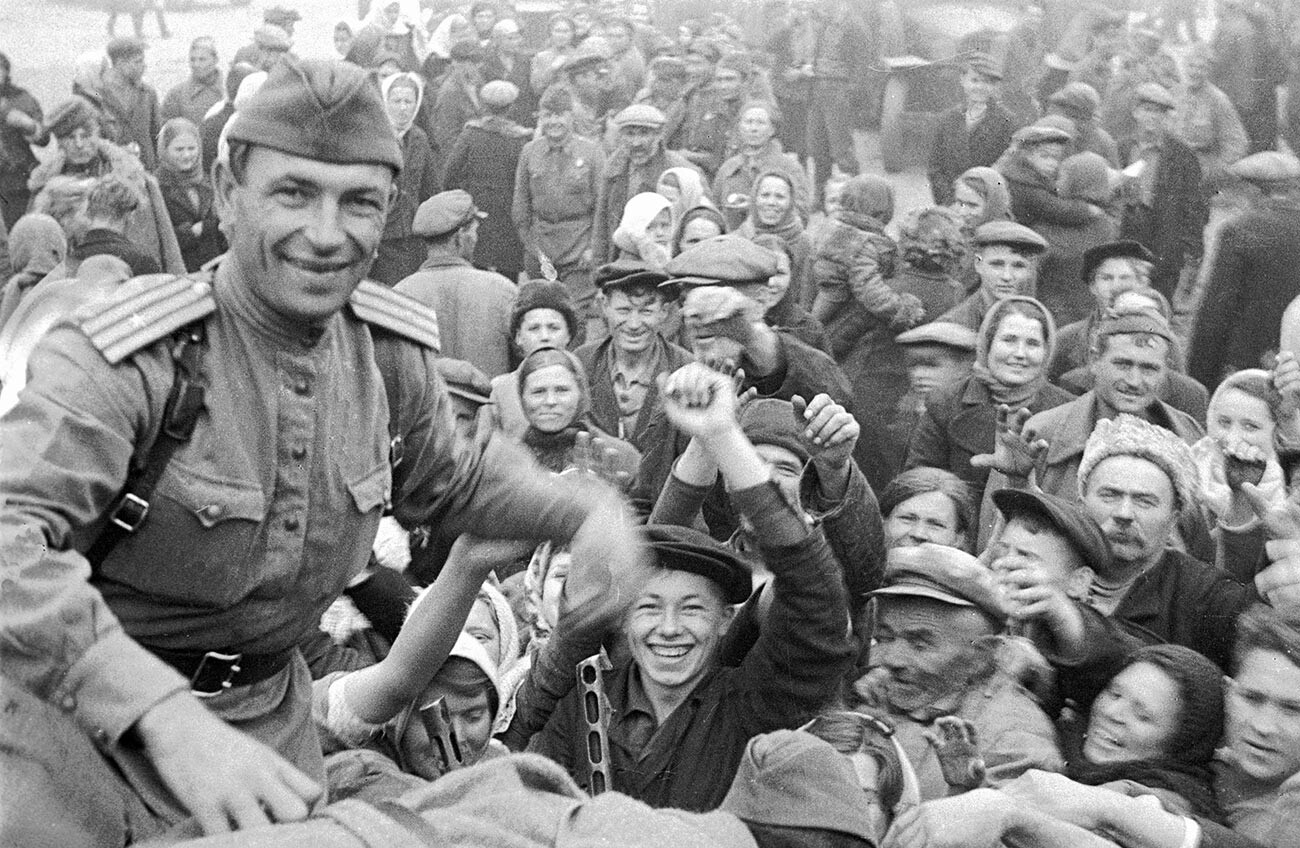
[650,645,690,658]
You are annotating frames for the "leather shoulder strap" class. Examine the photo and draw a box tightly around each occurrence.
[348,279,442,353]
[79,274,216,364]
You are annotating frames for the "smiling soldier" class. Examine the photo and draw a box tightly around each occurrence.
[0,58,644,847]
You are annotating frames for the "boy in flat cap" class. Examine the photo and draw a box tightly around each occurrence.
[0,58,648,846]
[1117,81,1205,301]
[592,104,698,263]
[938,221,1048,332]
[530,361,854,810]
[928,53,1017,207]
[396,189,517,378]
[575,260,693,514]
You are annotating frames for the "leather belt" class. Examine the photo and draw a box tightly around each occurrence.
[147,645,294,698]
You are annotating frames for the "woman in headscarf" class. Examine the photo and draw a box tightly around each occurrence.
[29,97,184,274]
[950,166,1014,293]
[713,101,810,223]
[905,295,1073,493]
[515,346,640,479]
[371,72,440,285]
[611,191,673,272]
[0,213,65,332]
[0,52,48,230]
[749,232,827,353]
[736,169,812,309]
[530,13,577,96]
[155,118,224,272]
[655,165,711,234]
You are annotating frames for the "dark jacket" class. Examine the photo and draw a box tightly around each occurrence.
[928,102,1019,206]
[998,151,1099,229]
[905,375,1075,492]
[483,51,537,127]
[1117,133,1206,299]
[592,147,698,264]
[443,117,531,282]
[531,481,854,810]
[0,83,46,214]
[156,173,226,272]
[69,228,160,277]
[1188,198,1300,390]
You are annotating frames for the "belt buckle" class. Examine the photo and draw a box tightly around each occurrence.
[190,651,242,698]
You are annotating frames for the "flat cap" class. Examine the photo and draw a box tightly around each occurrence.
[480,79,519,108]
[263,5,301,23]
[1081,239,1155,281]
[106,36,145,61]
[1230,151,1300,183]
[871,544,1008,623]
[1134,82,1175,110]
[992,488,1112,575]
[595,258,670,292]
[895,320,978,350]
[649,55,689,79]
[1012,123,1072,147]
[226,58,402,170]
[972,220,1049,253]
[564,45,610,74]
[645,523,753,604]
[253,24,292,50]
[450,40,484,62]
[1048,81,1101,117]
[665,234,780,287]
[46,96,101,138]
[413,189,487,237]
[613,103,666,129]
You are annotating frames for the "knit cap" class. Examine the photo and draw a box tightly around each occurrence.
[1057,151,1115,204]
[1078,414,1199,512]
[739,398,810,465]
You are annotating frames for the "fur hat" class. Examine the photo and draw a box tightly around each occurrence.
[1078,414,1199,512]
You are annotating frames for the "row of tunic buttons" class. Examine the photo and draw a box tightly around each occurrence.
[60,695,108,743]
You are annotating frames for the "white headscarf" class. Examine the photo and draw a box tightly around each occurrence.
[380,71,425,136]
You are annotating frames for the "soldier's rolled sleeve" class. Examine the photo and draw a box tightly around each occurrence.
[0,328,186,746]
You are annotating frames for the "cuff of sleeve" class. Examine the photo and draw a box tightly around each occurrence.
[727,480,809,548]
[1180,817,1202,848]
[798,462,860,520]
[52,630,189,749]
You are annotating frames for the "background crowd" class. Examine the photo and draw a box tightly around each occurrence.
[5,0,1300,847]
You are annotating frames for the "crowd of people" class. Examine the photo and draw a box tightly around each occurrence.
[4,0,1300,846]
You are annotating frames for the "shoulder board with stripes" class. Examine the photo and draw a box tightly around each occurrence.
[348,279,442,354]
[79,274,217,365]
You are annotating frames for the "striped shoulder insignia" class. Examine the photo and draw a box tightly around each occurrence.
[348,279,441,353]
[79,274,217,364]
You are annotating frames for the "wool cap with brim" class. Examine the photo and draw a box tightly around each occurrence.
[720,729,882,845]
[46,97,101,138]
[413,189,488,237]
[1080,239,1155,281]
[1134,82,1175,110]
[226,58,403,170]
[664,233,779,287]
[1230,150,1300,184]
[972,220,1048,254]
[511,279,577,339]
[1078,413,1199,511]
[895,321,978,350]
[595,258,671,293]
[106,36,145,61]
[1048,81,1102,117]
[1013,123,1072,147]
[739,398,810,464]
[992,488,1112,575]
[645,524,753,604]
[613,103,666,129]
[870,543,1008,623]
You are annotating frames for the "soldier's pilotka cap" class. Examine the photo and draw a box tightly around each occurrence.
[992,488,1113,575]
[227,59,402,170]
[413,189,487,238]
[1134,82,1176,111]
[645,523,753,604]
[663,234,779,288]
[972,220,1048,254]
[1080,239,1155,281]
[870,544,1008,623]
[1230,151,1300,184]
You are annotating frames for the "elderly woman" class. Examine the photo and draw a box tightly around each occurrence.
[28,96,183,273]
[713,100,810,222]
[905,296,1074,493]
[155,118,225,272]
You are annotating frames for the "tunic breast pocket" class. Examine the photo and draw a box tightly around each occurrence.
[95,461,267,608]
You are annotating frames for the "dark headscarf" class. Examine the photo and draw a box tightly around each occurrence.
[972,296,1056,407]
[1067,644,1225,822]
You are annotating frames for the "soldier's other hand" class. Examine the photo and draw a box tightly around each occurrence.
[136,692,321,834]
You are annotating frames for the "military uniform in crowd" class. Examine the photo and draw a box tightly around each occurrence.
[0,60,619,848]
